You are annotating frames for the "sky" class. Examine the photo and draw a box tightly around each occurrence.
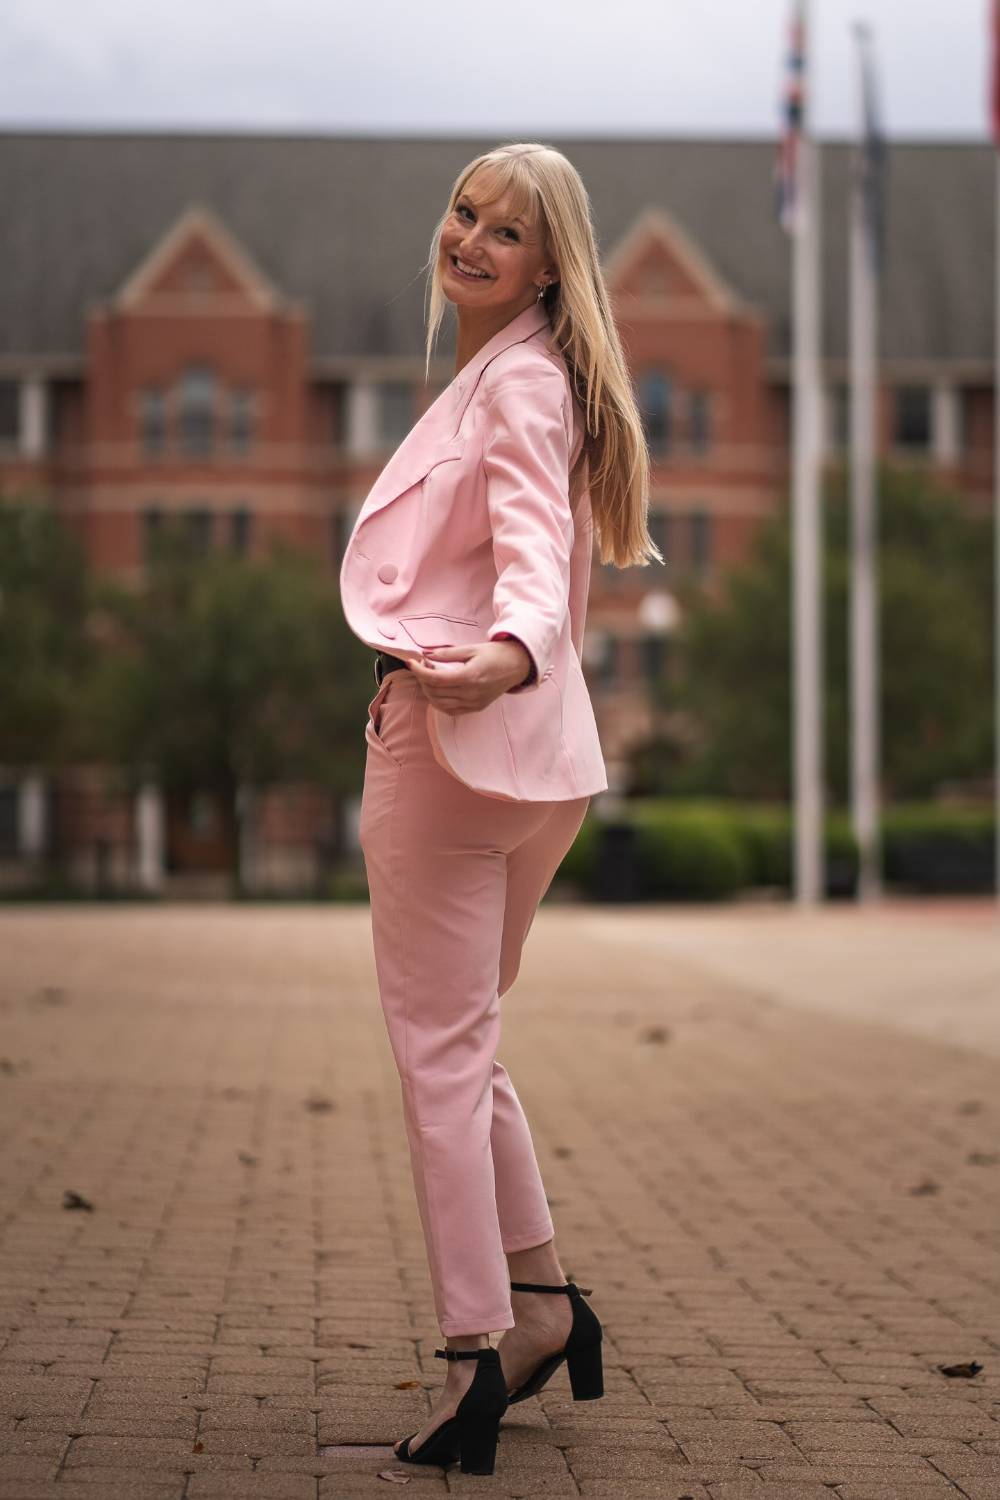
[0,0,992,140]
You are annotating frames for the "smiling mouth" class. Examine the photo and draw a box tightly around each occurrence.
[449,254,493,281]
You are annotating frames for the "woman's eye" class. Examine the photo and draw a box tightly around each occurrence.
[455,204,517,240]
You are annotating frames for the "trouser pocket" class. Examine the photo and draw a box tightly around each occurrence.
[365,672,413,768]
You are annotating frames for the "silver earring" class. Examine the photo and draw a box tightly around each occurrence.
[536,281,547,300]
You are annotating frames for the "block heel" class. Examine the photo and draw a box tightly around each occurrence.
[505,1279,605,1405]
[393,1345,507,1475]
[456,1403,501,1475]
[566,1332,604,1399]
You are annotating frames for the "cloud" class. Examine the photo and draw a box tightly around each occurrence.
[0,0,988,138]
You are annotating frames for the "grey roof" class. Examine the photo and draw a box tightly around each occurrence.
[0,130,993,367]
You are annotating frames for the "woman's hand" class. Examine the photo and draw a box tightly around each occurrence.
[407,640,532,715]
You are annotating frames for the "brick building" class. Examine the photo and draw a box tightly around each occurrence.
[0,132,994,892]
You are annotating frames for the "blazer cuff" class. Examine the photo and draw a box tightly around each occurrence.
[489,625,543,694]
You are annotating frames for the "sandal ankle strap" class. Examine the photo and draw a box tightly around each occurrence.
[509,1280,593,1295]
[434,1345,498,1360]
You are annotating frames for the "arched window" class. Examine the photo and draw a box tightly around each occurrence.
[178,365,217,457]
[638,369,672,457]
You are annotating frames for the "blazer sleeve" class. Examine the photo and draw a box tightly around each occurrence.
[481,359,573,695]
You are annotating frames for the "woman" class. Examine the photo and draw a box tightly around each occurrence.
[339,141,658,1476]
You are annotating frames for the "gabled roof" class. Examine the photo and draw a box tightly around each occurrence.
[604,205,755,319]
[112,203,287,312]
[0,130,992,368]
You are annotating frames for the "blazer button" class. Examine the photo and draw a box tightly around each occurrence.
[377,563,398,584]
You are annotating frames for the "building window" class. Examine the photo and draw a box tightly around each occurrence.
[894,386,932,450]
[952,386,967,457]
[640,633,667,682]
[638,370,672,457]
[230,506,252,555]
[595,631,620,686]
[689,390,712,454]
[187,790,217,835]
[691,508,713,574]
[648,509,672,564]
[178,366,217,458]
[0,785,18,855]
[830,382,849,452]
[377,382,413,446]
[331,506,353,567]
[325,381,348,445]
[230,390,254,455]
[141,505,164,564]
[0,380,19,444]
[183,507,213,551]
[140,389,166,458]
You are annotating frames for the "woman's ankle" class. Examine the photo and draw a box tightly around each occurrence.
[443,1333,490,1352]
[506,1238,566,1287]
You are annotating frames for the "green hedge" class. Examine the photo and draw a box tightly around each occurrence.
[562,799,995,901]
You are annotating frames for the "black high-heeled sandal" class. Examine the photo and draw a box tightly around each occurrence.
[505,1280,605,1403]
[393,1345,508,1475]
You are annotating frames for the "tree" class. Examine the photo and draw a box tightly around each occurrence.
[643,463,993,803]
[0,493,94,772]
[82,520,374,893]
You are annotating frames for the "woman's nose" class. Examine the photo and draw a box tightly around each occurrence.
[458,230,486,260]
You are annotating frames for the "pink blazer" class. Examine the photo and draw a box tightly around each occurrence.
[340,300,608,803]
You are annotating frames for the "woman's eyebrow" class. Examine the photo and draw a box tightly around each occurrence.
[457,194,527,228]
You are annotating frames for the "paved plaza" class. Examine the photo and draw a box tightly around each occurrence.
[0,899,998,1499]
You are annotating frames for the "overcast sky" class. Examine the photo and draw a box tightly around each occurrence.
[1,0,991,140]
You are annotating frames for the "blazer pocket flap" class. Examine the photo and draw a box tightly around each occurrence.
[398,613,484,648]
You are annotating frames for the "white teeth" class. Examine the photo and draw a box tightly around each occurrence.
[454,255,490,279]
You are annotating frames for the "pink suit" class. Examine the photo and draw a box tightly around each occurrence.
[340,301,607,1333]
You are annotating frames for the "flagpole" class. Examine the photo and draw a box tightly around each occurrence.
[992,0,1000,908]
[995,148,1000,906]
[791,0,824,905]
[849,23,882,903]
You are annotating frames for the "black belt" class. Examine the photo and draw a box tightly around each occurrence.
[373,650,411,687]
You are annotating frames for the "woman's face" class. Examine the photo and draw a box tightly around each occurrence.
[439,171,557,315]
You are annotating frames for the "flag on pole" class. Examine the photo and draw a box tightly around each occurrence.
[775,0,806,233]
[852,23,887,277]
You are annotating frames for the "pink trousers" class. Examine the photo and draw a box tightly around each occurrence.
[358,666,590,1335]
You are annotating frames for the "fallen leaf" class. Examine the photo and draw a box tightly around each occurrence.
[377,1470,411,1484]
[938,1360,983,1378]
[62,1190,94,1212]
[909,1178,939,1195]
[304,1094,337,1113]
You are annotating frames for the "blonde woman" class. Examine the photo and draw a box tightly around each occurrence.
[340,141,658,1476]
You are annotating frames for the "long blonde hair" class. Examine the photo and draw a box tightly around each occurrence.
[422,142,660,569]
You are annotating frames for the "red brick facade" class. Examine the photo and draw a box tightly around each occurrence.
[0,201,994,892]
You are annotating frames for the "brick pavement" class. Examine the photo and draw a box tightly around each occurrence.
[0,903,997,1500]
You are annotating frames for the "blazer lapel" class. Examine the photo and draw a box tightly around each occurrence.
[354,301,552,528]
